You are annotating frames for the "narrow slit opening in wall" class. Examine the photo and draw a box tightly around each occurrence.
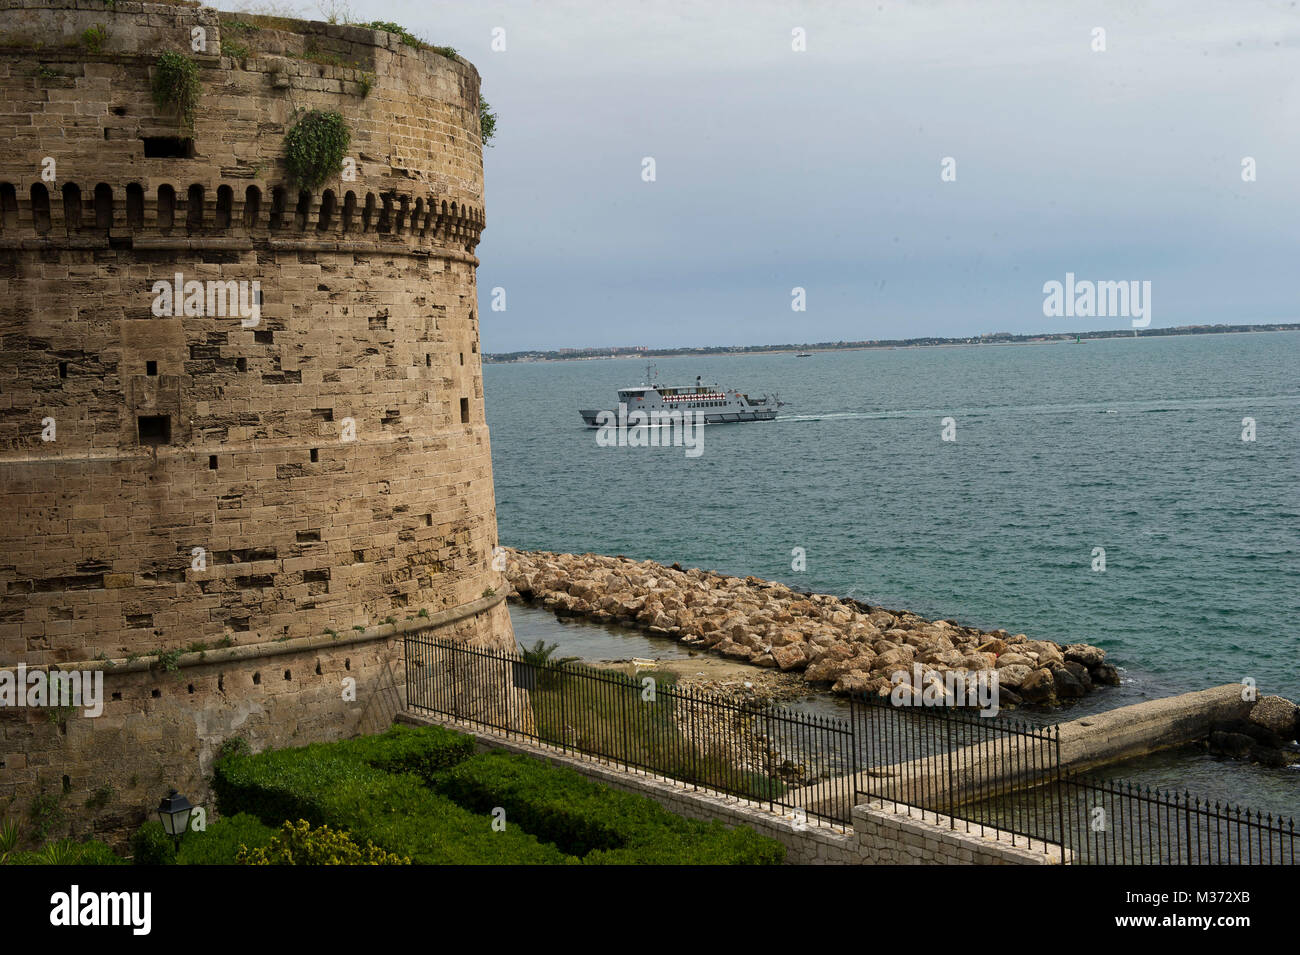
[252,672,261,685]
[146,360,157,376]
[137,415,171,446]
[209,455,218,470]
[58,361,68,379]
[460,397,470,423]
[141,137,195,158]
[310,448,318,462]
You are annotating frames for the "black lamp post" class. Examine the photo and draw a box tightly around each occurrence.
[156,789,194,850]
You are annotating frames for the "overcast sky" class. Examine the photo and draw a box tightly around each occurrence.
[217,0,1300,350]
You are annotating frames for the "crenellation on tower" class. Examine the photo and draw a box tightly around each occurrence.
[0,0,513,842]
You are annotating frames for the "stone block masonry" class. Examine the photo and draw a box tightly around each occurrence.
[0,1,511,843]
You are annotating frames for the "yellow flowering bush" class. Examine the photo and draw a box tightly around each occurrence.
[236,819,409,865]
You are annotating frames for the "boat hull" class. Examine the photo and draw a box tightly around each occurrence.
[579,408,777,428]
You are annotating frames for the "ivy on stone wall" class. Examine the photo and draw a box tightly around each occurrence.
[151,51,201,127]
[283,109,351,189]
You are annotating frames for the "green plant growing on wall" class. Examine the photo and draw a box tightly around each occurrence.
[216,737,251,764]
[479,95,497,147]
[85,785,114,811]
[358,20,426,50]
[283,109,350,189]
[357,71,374,98]
[0,817,20,862]
[151,51,201,126]
[28,791,64,843]
[81,24,108,53]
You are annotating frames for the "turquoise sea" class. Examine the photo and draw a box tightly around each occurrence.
[486,332,1299,706]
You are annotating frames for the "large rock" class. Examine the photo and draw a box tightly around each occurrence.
[1064,643,1106,667]
[1209,730,1253,760]
[1051,664,1086,700]
[1249,696,1299,740]
[804,648,860,683]
[995,663,1033,688]
[871,646,914,675]
[1062,660,1093,692]
[1019,668,1056,704]
[771,642,809,672]
[1090,663,1121,686]
[995,652,1035,669]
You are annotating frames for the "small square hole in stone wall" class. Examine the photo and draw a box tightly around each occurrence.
[137,415,171,446]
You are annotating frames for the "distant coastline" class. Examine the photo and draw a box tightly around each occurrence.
[485,322,1300,363]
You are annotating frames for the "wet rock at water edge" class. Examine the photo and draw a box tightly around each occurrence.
[1248,695,1299,741]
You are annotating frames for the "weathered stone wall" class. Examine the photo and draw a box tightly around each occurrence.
[0,0,510,843]
[852,801,1065,865]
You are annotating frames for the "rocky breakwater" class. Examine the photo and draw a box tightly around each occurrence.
[503,550,1120,708]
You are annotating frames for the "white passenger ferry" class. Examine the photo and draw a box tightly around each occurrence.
[579,364,783,427]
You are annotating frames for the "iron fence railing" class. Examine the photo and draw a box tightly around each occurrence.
[405,634,857,825]
[405,634,1297,862]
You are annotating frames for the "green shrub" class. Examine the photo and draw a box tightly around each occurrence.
[237,819,408,865]
[284,110,350,189]
[176,813,275,865]
[336,723,476,781]
[436,751,785,865]
[214,726,572,864]
[6,839,126,866]
[129,821,175,865]
[151,51,201,126]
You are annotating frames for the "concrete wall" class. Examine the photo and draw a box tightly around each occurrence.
[804,684,1255,818]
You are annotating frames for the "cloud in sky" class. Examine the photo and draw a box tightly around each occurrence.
[216,0,1300,348]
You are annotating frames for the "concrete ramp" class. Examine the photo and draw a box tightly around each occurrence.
[790,683,1252,820]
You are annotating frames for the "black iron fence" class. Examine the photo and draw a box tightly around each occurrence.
[405,633,858,824]
[405,634,1297,863]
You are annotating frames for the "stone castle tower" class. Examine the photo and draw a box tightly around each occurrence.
[0,0,513,840]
